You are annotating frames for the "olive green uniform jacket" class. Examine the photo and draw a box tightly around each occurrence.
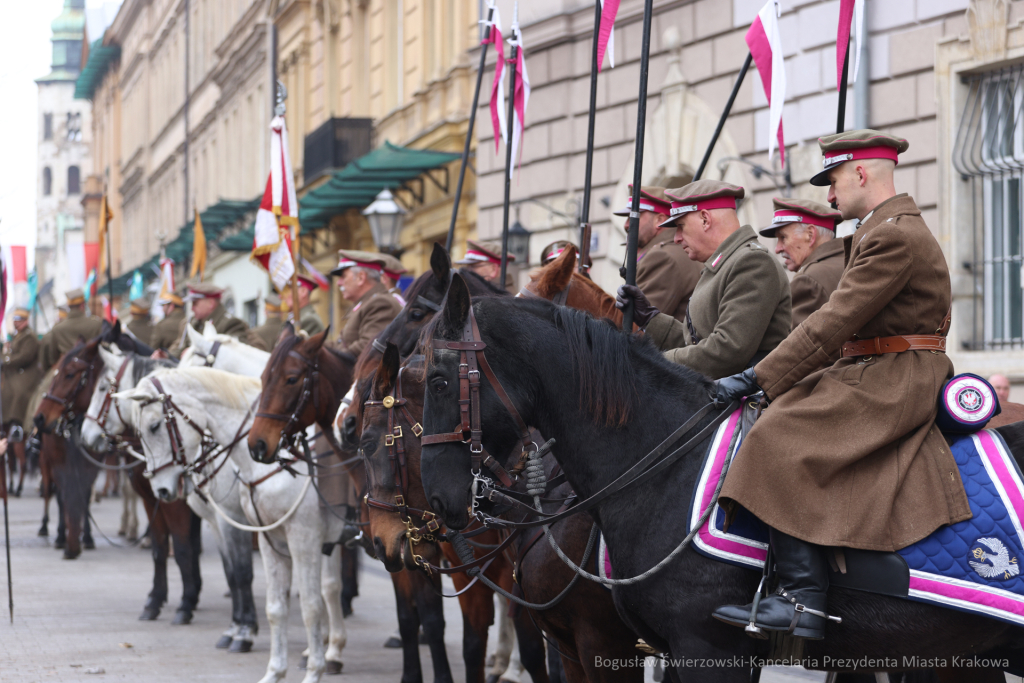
[790,238,845,328]
[40,308,104,370]
[2,328,42,425]
[244,317,285,352]
[338,281,402,357]
[174,303,248,355]
[297,305,325,336]
[126,316,154,347]
[645,226,791,380]
[722,195,966,552]
[636,235,703,323]
[150,308,185,352]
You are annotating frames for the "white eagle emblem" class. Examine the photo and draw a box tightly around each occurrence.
[969,537,1020,580]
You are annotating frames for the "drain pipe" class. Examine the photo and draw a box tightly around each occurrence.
[854,28,871,129]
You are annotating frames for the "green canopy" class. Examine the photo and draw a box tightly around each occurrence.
[74,40,120,100]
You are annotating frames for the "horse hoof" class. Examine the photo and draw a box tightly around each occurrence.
[172,610,193,625]
[342,604,353,618]
[297,656,308,670]
[63,549,80,560]
[83,539,95,550]
[486,675,500,683]
[53,539,65,549]
[228,638,252,653]
[139,607,160,621]
[37,526,47,537]
[215,635,233,649]
[326,660,343,675]
[383,636,402,649]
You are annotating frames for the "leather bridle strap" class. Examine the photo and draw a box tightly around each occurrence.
[86,356,131,433]
[42,356,95,423]
[202,340,222,367]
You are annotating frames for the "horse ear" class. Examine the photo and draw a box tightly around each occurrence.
[111,319,122,339]
[277,322,295,347]
[439,273,471,338]
[430,242,451,284]
[373,342,401,398]
[113,387,154,403]
[550,244,577,291]
[98,344,120,368]
[186,324,207,352]
[304,327,330,353]
[202,321,217,338]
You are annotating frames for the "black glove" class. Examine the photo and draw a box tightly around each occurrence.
[615,285,660,328]
[712,367,761,407]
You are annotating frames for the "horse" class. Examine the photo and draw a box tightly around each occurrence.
[120,367,347,683]
[80,344,260,649]
[180,324,271,376]
[362,345,639,683]
[518,244,626,329]
[418,275,1024,682]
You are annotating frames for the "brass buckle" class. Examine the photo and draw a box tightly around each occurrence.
[411,423,423,437]
[385,425,403,446]
[395,494,406,507]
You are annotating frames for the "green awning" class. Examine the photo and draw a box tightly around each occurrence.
[298,141,461,229]
[75,40,121,100]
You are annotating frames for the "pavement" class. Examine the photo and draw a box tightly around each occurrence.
[0,474,841,683]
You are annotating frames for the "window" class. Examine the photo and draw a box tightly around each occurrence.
[42,167,52,196]
[43,113,52,141]
[66,113,81,141]
[68,166,80,195]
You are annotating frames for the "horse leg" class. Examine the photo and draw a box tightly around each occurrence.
[511,610,550,683]
[391,570,425,683]
[38,478,50,536]
[320,544,346,673]
[414,570,454,683]
[222,521,258,653]
[168,507,201,624]
[257,531,292,683]
[340,544,359,617]
[133,471,166,620]
[82,497,95,550]
[214,517,242,650]
[12,440,25,497]
[488,606,515,683]
[294,528,328,683]
[454,582,495,683]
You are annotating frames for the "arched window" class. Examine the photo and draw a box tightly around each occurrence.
[43,167,52,196]
[68,166,80,195]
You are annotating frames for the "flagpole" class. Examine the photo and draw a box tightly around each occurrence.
[693,53,752,181]
[621,0,655,331]
[3,446,10,623]
[836,40,850,134]
[578,0,603,273]
[105,193,114,311]
[499,33,519,288]
[446,4,495,254]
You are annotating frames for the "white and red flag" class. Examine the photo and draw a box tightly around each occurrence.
[745,0,786,163]
[596,0,620,71]
[252,115,297,291]
[156,254,175,302]
[507,13,531,180]
[836,0,864,88]
[482,2,506,153]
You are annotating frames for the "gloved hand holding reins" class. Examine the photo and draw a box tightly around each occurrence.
[615,285,660,329]
[712,367,761,407]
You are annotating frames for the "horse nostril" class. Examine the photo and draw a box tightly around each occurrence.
[430,497,445,521]
[157,488,171,501]
[250,440,267,462]
[373,537,386,559]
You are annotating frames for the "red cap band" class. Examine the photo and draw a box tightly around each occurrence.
[771,210,837,231]
[668,195,737,217]
[822,145,899,171]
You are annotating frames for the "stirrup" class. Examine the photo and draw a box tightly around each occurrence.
[745,576,768,639]
[776,587,843,633]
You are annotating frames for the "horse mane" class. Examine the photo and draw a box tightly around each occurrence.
[323,344,356,366]
[457,268,509,296]
[57,338,92,368]
[265,331,303,370]
[130,353,178,385]
[146,367,259,412]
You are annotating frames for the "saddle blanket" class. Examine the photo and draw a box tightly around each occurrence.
[682,408,1024,627]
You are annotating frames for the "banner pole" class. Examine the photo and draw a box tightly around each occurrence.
[578,0,603,272]
[693,53,752,181]
[499,37,519,289]
[836,40,850,134]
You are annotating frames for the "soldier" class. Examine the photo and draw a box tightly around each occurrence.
[185,282,248,338]
[330,250,402,356]
[126,297,154,346]
[759,198,844,328]
[540,240,573,266]
[57,305,68,322]
[2,308,42,485]
[149,287,186,353]
[455,239,515,291]
[615,180,791,379]
[612,185,703,322]
[379,253,408,306]
[40,289,104,370]
[711,131,961,640]
[244,293,285,351]
[282,276,325,336]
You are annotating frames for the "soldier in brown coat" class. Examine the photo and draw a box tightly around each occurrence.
[149,288,186,353]
[612,186,702,323]
[174,283,248,354]
[760,198,845,328]
[126,298,154,346]
[330,251,402,356]
[455,240,516,292]
[2,308,42,429]
[616,181,791,379]
[40,289,104,370]
[244,294,285,351]
[712,130,962,640]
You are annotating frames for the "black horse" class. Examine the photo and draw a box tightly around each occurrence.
[419,275,1024,682]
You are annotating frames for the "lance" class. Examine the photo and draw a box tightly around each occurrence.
[446,3,496,254]
[836,40,850,134]
[499,29,520,288]
[621,0,655,331]
[693,53,752,181]
[577,0,603,273]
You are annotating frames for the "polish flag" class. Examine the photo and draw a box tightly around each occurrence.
[157,255,175,302]
[508,20,531,180]
[836,0,865,88]
[745,0,786,163]
[482,3,506,153]
[596,0,620,71]
[252,116,297,291]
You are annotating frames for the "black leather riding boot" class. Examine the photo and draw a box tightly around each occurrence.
[712,528,832,639]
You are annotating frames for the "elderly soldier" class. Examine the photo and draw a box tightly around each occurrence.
[760,198,844,328]
[186,283,248,337]
[282,275,325,336]
[2,309,42,480]
[455,239,515,291]
[126,297,154,346]
[330,250,402,356]
[40,289,104,370]
[612,185,703,322]
[711,131,961,640]
[244,294,284,351]
[380,253,408,306]
[616,181,791,379]
[150,287,186,352]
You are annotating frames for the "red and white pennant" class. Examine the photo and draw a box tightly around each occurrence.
[746,0,787,163]
[252,116,297,291]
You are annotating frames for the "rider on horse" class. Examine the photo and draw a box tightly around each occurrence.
[712,129,965,640]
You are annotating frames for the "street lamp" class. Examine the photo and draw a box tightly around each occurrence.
[508,219,531,265]
[362,188,406,254]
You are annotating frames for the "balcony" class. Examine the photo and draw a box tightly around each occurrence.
[302,118,373,185]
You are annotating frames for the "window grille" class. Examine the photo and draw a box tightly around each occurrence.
[953,63,1024,349]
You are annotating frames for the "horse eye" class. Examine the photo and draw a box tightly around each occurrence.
[286,376,299,385]
[361,440,377,456]
[410,310,425,322]
[149,422,160,434]
[433,379,448,394]
[65,372,76,379]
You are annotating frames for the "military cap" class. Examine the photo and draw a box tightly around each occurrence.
[454,239,515,265]
[264,293,281,310]
[184,282,225,301]
[12,307,30,321]
[330,250,387,276]
[129,297,151,316]
[379,253,408,280]
[759,197,843,237]
[659,180,745,228]
[65,288,86,306]
[810,129,909,186]
[540,240,575,265]
[295,274,320,292]
[612,185,672,217]
[157,286,185,307]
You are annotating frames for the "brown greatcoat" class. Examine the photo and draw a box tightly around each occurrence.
[337,281,402,356]
[636,234,703,323]
[126,316,154,346]
[150,307,185,352]
[2,327,43,425]
[39,308,104,370]
[721,195,968,552]
[244,317,285,352]
[790,238,845,328]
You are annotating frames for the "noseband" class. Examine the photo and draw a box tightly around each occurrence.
[41,355,96,435]
[84,356,131,439]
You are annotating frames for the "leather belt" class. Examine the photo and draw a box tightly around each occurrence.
[841,334,946,358]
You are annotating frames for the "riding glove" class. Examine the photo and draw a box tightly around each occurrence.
[713,367,761,407]
[615,285,660,328]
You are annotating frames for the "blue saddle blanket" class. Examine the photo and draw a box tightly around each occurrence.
[682,409,1024,627]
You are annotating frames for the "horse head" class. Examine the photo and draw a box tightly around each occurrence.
[80,344,132,450]
[523,244,626,325]
[181,326,269,377]
[35,335,102,435]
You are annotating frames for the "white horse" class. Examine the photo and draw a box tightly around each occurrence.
[179,324,271,377]
[119,367,347,683]
[80,345,260,652]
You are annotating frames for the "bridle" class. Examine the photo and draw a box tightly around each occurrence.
[421,305,534,489]
[84,355,131,441]
[41,355,97,436]
[370,295,442,356]
[200,340,222,367]
[517,279,571,307]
